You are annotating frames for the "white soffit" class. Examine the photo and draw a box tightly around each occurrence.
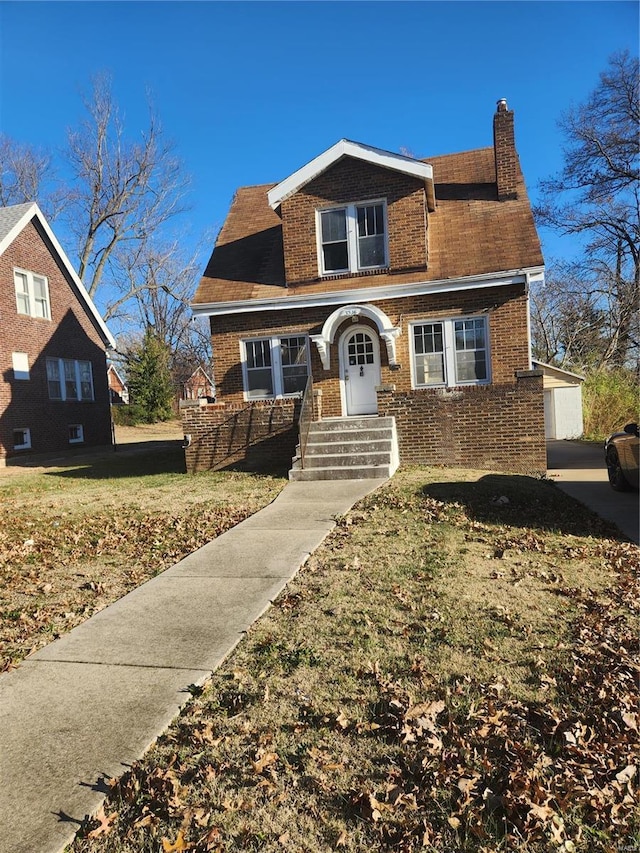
[267,139,435,211]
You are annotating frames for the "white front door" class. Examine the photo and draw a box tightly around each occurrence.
[340,326,381,416]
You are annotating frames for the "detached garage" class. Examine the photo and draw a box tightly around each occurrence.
[533,361,584,440]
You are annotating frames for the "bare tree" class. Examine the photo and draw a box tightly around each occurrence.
[112,237,212,385]
[530,261,607,369]
[535,51,639,369]
[0,135,51,210]
[62,74,190,302]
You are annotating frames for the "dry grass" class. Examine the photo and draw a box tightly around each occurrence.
[0,444,286,669]
[67,466,638,853]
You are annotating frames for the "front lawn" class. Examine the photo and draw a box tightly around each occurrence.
[65,466,638,853]
[0,447,286,671]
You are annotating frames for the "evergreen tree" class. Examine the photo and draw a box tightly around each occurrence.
[126,329,174,423]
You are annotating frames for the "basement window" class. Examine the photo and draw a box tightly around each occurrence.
[411,316,490,388]
[242,335,309,400]
[68,424,84,444]
[317,201,387,275]
[13,428,31,450]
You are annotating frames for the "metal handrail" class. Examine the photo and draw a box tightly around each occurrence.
[298,375,314,468]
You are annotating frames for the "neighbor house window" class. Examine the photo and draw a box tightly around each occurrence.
[46,358,94,401]
[242,335,309,399]
[12,352,30,381]
[14,269,50,319]
[13,428,31,450]
[318,201,387,275]
[68,424,84,444]
[411,316,489,388]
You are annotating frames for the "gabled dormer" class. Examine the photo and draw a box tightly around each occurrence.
[267,140,436,287]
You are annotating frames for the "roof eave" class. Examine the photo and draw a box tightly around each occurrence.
[267,139,435,210]
[192,265,545,317]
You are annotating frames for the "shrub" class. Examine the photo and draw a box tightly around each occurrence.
[111,405,142,427]
[582,368,640,440]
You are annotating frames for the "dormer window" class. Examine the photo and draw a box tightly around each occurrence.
[318,201,387,275]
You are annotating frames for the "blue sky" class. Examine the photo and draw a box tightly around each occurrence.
[0,0,637,303]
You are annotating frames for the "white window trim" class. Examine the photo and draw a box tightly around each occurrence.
[240,335,310,401]
[46,358,95,402]
[14,267,51,320]
[68,424,84,444]
[316,199,388,276]
[13,428,31,450]
[409,315,491,389]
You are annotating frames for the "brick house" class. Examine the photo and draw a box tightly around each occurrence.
[107,364,129,405]
[185,100,546,478]
[181,365,215,401]
[0,203,115,464]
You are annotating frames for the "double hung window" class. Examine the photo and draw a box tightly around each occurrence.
[46,358,95,401]
[318,201,387,275]
[412,316,489,388]
[14,269,50,319]
[243,335,309,399]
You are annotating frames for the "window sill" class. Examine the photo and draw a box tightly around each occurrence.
[319,267,389,281]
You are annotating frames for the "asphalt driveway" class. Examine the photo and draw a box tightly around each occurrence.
[547,440,639,544]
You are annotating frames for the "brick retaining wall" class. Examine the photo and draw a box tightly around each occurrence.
[377,370,546,475]
[181,399,299,474]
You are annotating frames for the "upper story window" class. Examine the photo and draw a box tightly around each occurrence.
[242,335,309,400]
[46,358,95,402]
[14,268,51,320]
[318,201,387,275]
[411,316,490,388]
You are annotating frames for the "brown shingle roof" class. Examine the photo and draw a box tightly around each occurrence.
[193,147,543,307]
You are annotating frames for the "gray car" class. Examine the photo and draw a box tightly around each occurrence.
[605,422,639,491]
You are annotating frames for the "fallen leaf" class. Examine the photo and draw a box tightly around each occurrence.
[87,804,117,838]
[253,751,278,774]
[162,830,188,852]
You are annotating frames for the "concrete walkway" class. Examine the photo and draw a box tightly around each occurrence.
[547,440,639,544]
[0,479,386,853]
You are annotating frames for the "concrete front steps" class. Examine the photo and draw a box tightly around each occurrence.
[289,416,399,481]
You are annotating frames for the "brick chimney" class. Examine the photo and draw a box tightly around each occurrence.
[493,98,518,200]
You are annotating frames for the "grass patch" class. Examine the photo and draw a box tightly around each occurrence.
[0,448,286,670]
[66,466,638,852]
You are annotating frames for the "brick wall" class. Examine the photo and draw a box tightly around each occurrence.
[280,159,428,285]
[211,283,530,410]
[202,283,545,475]
[0,219,112,464]
[377,371,546,476]
[182,399,299,474]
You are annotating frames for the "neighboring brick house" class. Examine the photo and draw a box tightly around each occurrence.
[182,365,215,401]
[186,101,546,477]
[107,364,129,405]
[0,203,115,464]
